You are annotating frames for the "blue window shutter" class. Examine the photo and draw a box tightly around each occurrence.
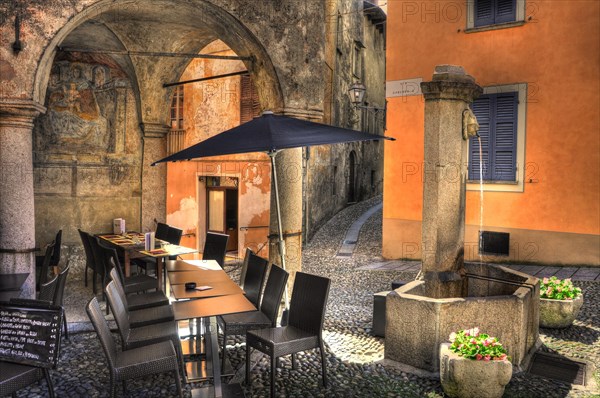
[492,93,518,181]
[469,96,492,180]
[495,0,517,24]
[475,0,494,27]
[475,0,516,27]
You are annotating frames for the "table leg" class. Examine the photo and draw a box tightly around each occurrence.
[124,251,130,277]
[190,316,222,398]
[157,257,164,292]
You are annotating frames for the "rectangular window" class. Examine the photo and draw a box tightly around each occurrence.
[170,86,184,129]
[475,0,517,27]
[468,92,518,182]
[240,74,260,123]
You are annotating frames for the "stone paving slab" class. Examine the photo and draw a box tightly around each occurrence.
[554,267,579,279]
[535,267,562,277]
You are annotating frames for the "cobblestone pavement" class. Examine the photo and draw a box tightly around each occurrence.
[13,195,600,397]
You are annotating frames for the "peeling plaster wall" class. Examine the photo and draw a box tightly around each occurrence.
[166,41,271,258]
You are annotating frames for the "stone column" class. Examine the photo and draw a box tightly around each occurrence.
[0,98,46,298]
[419,65,482,298]
[141,123,169,234]
[269,108,317,302]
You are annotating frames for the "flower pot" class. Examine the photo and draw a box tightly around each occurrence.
[539,294,583,328]
[439,343,512,398]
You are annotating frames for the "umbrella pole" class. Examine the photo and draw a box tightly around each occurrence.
[269,151,291,313]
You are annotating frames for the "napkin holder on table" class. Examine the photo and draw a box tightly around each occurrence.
[113,218,126,235]
[144,232,155,251]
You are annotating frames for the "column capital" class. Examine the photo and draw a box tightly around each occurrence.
[0,98,46,128]
[140,122,170,138]
[420,65,482,103]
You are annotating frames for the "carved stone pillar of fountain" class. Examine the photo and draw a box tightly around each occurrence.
[419,65,482,299]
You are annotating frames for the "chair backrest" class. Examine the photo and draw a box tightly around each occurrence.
[239,248,254,288]
[155,222,170,241]
[88,236,106,283]
[38,241,56,287]
[243,252,268,307]
[50,230,62,267]
[259,265,289,327]
[38,275,59,302]
[109,267,130,308]
[53,261,70,306]
[202,232,229,268]
[101,244,124,283]
[78,229,95,271]
[288,272,331,336]
[166,226,183,245]
[105,280,131,343]
[86,297,117,368]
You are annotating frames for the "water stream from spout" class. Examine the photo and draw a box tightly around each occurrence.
[478,136,484,264]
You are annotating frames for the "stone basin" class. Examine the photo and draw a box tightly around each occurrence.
[385,263,540,373]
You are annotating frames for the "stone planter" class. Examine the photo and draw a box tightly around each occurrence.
[539,294,583,328]
[439,343,512,398]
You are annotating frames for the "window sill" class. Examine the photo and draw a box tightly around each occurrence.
[465,20,525,34]
[467,180,523,193]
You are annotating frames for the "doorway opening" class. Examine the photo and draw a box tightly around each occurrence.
[204,176,239,253]
[348,150,357,203]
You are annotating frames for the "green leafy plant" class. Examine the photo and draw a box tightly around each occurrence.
[448,328,509,361]
[540,277,582,300]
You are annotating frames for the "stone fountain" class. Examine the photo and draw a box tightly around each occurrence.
[385,65,540,373]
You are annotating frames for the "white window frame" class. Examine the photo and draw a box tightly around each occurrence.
[466,83,527,193]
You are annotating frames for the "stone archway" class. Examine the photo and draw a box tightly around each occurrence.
[2,0,324,296]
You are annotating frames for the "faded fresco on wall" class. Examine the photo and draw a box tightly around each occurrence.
[33,53,143,252]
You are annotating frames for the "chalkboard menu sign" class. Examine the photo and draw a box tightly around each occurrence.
[0,302,63,369]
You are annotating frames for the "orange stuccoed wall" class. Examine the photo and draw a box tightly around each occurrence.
[384,1,600,265]
[166,41,271,259]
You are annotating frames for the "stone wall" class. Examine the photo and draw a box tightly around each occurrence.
[33,52,143,273]
[303,0,386,241]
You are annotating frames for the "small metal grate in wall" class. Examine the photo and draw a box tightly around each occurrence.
[479,231,510,256]
[528,352,587,386]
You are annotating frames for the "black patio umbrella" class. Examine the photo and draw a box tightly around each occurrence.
[152,111,395,309]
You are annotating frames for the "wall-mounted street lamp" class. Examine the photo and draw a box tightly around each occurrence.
[348,81,386,116]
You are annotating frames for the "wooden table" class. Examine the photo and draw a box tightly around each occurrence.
[168,267,254,398]
[165,259,222,272]
[138,245,198,292]
[98,234,197,291]
[97,233,146,277]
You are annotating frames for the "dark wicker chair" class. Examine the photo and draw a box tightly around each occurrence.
[78,229,98,291]
[87,235,112,312]
[107,267,174,328]
[108,268,169,311]
[100,244,157,294]
[86,297,182,398]
[36,229,61,275]
[38,274,59,303]
[155,222,170,241]
[246,272,331,397]
[219,264,288,371]
[203,232,229,268]
[53,261,70,341]
[0,362,55,398]
[242,251,269,307]
[104,281,184,375]
[35,241,55,292]
[166,226,183,246]
[238,248,253,287]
